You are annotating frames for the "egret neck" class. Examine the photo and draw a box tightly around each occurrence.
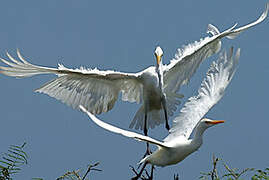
[192,119,225,148]
[154,46,170,131]
[154,46,164,92]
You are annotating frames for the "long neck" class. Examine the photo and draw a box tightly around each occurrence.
[156,63,164,90]
[192,125,208,146]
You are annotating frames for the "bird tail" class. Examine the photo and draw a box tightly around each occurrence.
[129,92,183,130]
[138,156,149,165]
[165,92,183,117]
[129,105,166,130]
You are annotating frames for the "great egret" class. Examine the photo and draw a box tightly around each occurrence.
[0,4,267,139]
[79,47,240,179]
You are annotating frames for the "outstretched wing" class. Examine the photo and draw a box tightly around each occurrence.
[0,50,143,114]
[163,3,268,94]
[79,105,169,148]
[164,47,240,141]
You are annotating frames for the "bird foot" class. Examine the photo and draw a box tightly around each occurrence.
[130,162,148,180]
[144,166,154,180]
[130,165,141,180]
[130,167,154,180]
[131,176,139,180]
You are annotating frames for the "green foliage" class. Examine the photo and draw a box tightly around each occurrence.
[200,155,269,180]
[251,168,269,180]
[1,142,102,180]
[1,142,268,180]
[0,142,28,180]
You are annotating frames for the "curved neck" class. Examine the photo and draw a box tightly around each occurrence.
[189,125,207,151]
[193,124,207,141]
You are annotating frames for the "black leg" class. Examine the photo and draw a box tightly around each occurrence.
[164,107,170,131]
[131,162,148,180]
[150,165,154,180]
[143,112,151,156]
[144,112,148,136]
[161,97,170,131]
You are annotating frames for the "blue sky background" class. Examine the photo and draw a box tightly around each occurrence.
[0,1,268,179]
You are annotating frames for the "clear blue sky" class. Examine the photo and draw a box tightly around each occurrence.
[0,1,268,179]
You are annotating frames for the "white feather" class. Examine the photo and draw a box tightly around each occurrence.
[164,47,240,141]
[0,4,267,130]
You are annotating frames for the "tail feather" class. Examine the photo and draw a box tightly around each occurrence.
[138,156,148,165]
[129,105,166,130]
[129,92,183,131]
[165,92,183,117]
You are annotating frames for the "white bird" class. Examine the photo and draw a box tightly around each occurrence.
[0,4,267,137]
[79,47,240,179]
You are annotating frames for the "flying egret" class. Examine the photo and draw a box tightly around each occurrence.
[79,47,240,179]
[0,4,267,147]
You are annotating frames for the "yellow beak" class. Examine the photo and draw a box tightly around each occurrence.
[208,120,225,124]
[155,54,162,65]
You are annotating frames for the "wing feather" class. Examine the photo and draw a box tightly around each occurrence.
[163,4,267,94]
[79,105,169,148]
[164,47,240,141]
[0,50,143,114]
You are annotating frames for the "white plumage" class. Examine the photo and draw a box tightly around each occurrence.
[80,47,240,176]
[0,4,267,132]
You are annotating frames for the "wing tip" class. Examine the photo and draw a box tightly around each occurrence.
[263,2,269,18]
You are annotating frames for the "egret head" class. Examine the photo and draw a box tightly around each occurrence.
[194,118,225,138]
[154,46,163,65]
[201,118,225,128]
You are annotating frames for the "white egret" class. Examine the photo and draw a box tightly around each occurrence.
[79,47,240,179]
[0,4,267,143]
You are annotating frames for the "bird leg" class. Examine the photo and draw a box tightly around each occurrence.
[131,162,148,180]
[143,112,151,156]
[136,111,150,172]
[161,97,170,131]
[149,165,154,180]
[164,107,169,131]
[143,165,154,180]
[143,112,148,136]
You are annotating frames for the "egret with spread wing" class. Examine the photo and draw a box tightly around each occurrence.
[80,47,240,179]
[0,4,267,141]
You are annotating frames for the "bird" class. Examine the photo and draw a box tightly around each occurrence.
[79,47,240,179]
[0,3,267,152]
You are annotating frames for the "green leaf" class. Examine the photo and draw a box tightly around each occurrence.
[2,157,15,164]
[0,165,7,169]
[10,168,21,171]
[0,160,12,166]
[7,150,27,163]
[6,153,25,163]
[9,147,28,159]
